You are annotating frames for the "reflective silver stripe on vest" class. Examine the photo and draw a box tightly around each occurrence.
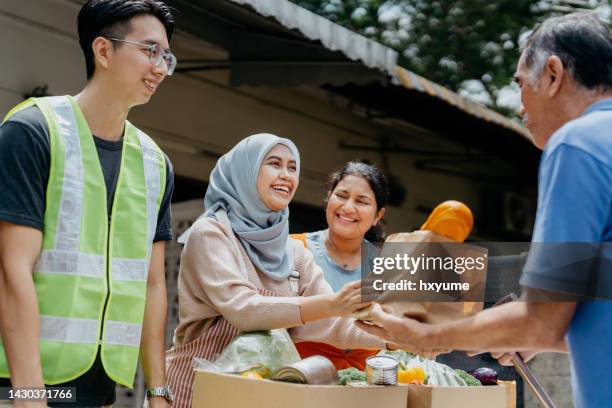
[47,96,83,252]
[40,315,99,344]
[112,258,148,281]
[103,321,142,347]
[136,129,162,247]
[35,249,104,278]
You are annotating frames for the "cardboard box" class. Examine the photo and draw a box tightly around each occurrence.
[406,382,516,408]
[192,370,516,408]
[192,369,409,408]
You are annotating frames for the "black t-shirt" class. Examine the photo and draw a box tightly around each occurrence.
[0,106,174,239]
[0,352,117,407]
[0,106,175,406]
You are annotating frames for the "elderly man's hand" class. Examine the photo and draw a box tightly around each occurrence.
[493,351,538,366]
[466,350,538,366]
[354,304,446,357]
[492,351,539,366]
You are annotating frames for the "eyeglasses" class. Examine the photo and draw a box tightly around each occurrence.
[106,38,177,76]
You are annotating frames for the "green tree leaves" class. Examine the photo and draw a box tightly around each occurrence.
[291,0,611,116]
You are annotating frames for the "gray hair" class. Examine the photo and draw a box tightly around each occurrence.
[520,12,612,90]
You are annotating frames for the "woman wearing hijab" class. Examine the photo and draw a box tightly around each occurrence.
[166,134,384,408]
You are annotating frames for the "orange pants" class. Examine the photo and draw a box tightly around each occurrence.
[295,341,378,371]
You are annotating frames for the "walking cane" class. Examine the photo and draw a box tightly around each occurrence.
[493,293,558,408]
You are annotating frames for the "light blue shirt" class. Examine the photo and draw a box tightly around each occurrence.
[520,99,612,408]
[305,230,362,292]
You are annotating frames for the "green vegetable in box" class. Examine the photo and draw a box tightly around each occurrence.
[377,350,470,386]
[337,368,366,385]
[455,369,482,386]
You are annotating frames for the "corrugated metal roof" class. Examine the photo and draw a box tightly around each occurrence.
[227,0,398,74]
[394,67,531,139]
[228,0,532,141]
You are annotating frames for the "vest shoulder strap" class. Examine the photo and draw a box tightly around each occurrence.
[129,121,167,204]
[2,98,37,124]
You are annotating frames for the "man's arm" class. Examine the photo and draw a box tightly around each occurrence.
[431,291,576,352]
[139,241,169,406]
[0,221,44,391]
[487,339,568,366]
[356,292,576,356]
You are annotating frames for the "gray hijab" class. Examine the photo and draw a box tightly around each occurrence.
[181,133,300,281]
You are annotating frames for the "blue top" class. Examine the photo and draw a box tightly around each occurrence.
[305,230,362,292]
[520,99,612,408]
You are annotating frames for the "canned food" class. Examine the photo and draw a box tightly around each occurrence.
[366,355,399,385]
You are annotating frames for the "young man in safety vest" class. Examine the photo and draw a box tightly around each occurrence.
[0,1,176,406]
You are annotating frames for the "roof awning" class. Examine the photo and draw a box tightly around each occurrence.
[394,67,529,138]
[167,0,537,164]
[227,0,530,140]
[227,0,398,75]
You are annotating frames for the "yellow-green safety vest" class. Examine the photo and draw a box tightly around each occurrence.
[0,95,166,387]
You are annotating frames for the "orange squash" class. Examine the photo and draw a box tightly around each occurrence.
[420,200,474,242]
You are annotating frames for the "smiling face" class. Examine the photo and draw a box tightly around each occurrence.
[326,174,385,241]
[101,14,170,106]
[256,144,299,212]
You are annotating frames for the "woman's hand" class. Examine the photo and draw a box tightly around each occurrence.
[299,280,370,322]
[330,280,371,317]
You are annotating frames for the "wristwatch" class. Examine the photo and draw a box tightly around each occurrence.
[146,385,174,404]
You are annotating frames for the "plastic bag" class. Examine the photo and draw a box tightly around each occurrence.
[362,231,486,324]
[194,329,300,378]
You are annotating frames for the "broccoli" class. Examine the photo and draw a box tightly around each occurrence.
[455,369,482,386]
[337,368,366,385]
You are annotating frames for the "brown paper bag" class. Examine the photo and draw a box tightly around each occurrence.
[364,230,487,324]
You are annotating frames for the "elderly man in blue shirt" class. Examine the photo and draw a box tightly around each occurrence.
[356,12,612,408]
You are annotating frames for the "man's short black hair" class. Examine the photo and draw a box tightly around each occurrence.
[78,0,175,80]
[523,12,612,91]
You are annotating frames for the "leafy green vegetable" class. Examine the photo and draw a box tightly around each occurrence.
[377,350,416,365]
[377,350,468,386]
[455,369,482,386]
[337,368,366,385]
